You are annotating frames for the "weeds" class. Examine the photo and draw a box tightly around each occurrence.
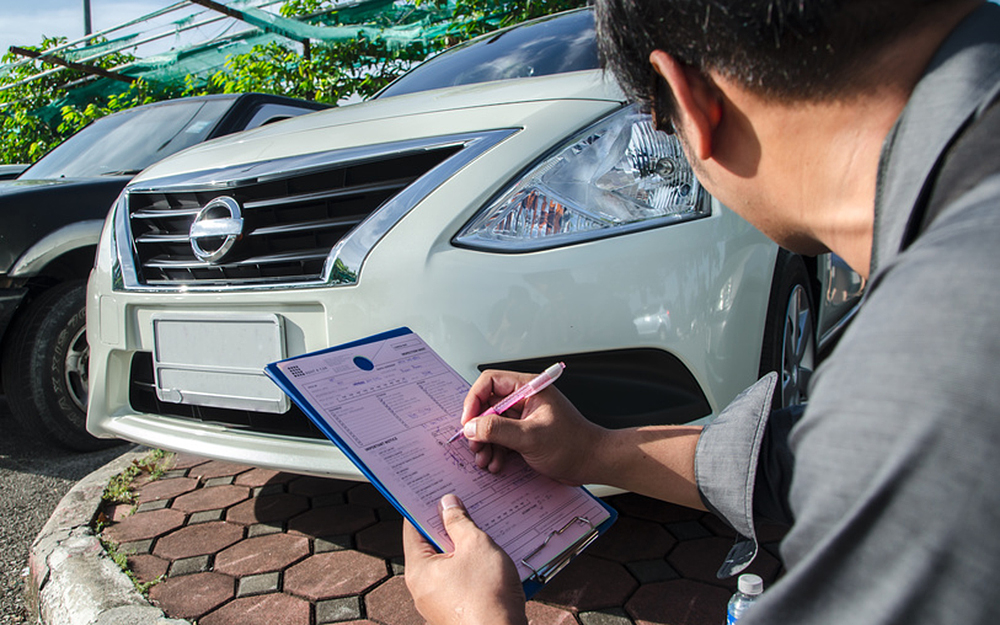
[95,449,173,595]
[101,449,170,505]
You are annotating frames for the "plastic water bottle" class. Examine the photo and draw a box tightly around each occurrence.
[726,573,763,624]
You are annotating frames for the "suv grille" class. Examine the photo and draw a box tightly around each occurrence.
[127,147,460,287]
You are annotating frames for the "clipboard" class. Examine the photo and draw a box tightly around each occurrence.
[265,327,616,597]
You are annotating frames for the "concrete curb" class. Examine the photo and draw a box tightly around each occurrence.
[26,446,188,625]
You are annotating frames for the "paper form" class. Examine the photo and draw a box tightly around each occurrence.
[271,329,612,582]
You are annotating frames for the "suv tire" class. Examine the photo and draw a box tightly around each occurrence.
[2,280,120,450]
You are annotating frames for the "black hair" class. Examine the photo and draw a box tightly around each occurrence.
[595,0,966,121]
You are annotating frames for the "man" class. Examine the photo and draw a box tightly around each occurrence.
[404,0,1000,623]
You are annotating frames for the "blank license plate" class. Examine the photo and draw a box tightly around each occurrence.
[151,312,289,414]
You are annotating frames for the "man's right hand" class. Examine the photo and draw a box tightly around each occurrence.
[461,369,707,511]
[460,369,610,483]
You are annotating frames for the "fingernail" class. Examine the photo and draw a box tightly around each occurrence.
[463,420,477,439]
[440,493,462,511]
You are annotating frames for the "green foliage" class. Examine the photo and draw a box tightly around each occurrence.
[101,449,170,505]
[191,35,430,103]
[100,537,165,595]
[1,0,587,165]
[425,0,589,43]
[0,36,142,164]
[57,79,170,136]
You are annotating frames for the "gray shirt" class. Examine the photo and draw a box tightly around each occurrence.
[694,5,1000,623]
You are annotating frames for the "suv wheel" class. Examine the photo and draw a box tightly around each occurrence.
[1,280,120,450]
[759,251,816,409]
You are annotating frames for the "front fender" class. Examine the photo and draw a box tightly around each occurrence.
[8,220,105,278]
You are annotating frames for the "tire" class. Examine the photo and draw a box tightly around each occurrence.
[1,280,121,451]
[759,251,816,409]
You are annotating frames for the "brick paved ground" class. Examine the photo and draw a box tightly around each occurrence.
[98,453,786,625]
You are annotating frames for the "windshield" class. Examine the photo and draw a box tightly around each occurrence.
[377,9,598,99]
[22,98,232,179]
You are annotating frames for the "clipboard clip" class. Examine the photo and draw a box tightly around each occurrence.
[521,516,598,584]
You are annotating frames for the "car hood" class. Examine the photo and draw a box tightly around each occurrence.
[133,70,625,184]
[0,176,131,196]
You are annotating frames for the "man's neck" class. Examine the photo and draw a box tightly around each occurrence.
[710,0,982,279]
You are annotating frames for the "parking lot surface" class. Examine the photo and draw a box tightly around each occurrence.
[0,399,126,624]
[96,453,787,625]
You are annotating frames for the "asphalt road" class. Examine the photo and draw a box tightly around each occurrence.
[0,397,128,624]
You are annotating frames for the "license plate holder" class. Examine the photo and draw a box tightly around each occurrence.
[151,312,289,414]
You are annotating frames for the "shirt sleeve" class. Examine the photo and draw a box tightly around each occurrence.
[693,372,777,578]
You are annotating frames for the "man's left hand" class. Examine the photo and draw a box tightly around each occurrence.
[403,494,528,625]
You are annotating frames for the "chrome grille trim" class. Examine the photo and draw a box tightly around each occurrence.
[114,129,517,292]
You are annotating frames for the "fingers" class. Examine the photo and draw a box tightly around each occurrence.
[464,410,529,450]
[403,495,528,625]
[402,519,436,563]
[463,370,533,422]
[437,494,484,546]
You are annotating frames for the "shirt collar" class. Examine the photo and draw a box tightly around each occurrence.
[870,2,1000,276]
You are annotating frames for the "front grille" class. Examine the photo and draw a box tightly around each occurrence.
[128,147,460,287]
[129,351,326,439]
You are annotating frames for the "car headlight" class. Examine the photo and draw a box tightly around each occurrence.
[454,103,709,252]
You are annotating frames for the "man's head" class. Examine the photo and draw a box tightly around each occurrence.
[595,0,969,124]
[594,0,980,273]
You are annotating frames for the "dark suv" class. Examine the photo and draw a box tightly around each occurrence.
[0,93,327,449]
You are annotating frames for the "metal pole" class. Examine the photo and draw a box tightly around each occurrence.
[83,0,93,37]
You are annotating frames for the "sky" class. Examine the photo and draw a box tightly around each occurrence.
[4,0,1000,64]
[0,0,167,58]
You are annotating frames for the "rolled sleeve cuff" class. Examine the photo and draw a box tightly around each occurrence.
[694,372,777,578]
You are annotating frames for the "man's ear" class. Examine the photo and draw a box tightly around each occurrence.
[649,50,721,160]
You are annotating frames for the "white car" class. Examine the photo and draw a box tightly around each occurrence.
[87,9,853,478]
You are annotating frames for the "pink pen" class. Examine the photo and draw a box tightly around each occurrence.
[447,362,565,443]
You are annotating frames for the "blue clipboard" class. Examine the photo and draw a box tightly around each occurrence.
[264,327,616,598]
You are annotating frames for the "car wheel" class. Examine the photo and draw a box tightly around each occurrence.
[1,280,120,451]
[759,251,816,409]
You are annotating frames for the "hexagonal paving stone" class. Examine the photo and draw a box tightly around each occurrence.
[363,576,423,625]
[188,460,253,480]
[101,503,133,523]
[136,477,200,504]
[200,592,311,625]
[608,493,704,524]
[168,453,210,470]
[588,516,676,563]
[234,468,298,488]
[699,515,737,538]
[215,533,310,576]
[172,485,250,513]
[102,508,186,544]
[287,476,354,497]
[526,600,578,625]
[287,503,377,537]
[126,554,169,585]
[153,521,245,561]
[148,571,235,620]
[626,579,731,625]
[284,551,387,601]
[667,536,780,590]
[346,483,389,508]
[534,555,638,611]
[354,520,403,559]
[226,493,310,526]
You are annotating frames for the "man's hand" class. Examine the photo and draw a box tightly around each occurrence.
[460,369,608,482]
[461,369,706,510]
[403,494,527,625]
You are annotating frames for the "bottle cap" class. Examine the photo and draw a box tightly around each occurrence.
[738,573,763,595]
